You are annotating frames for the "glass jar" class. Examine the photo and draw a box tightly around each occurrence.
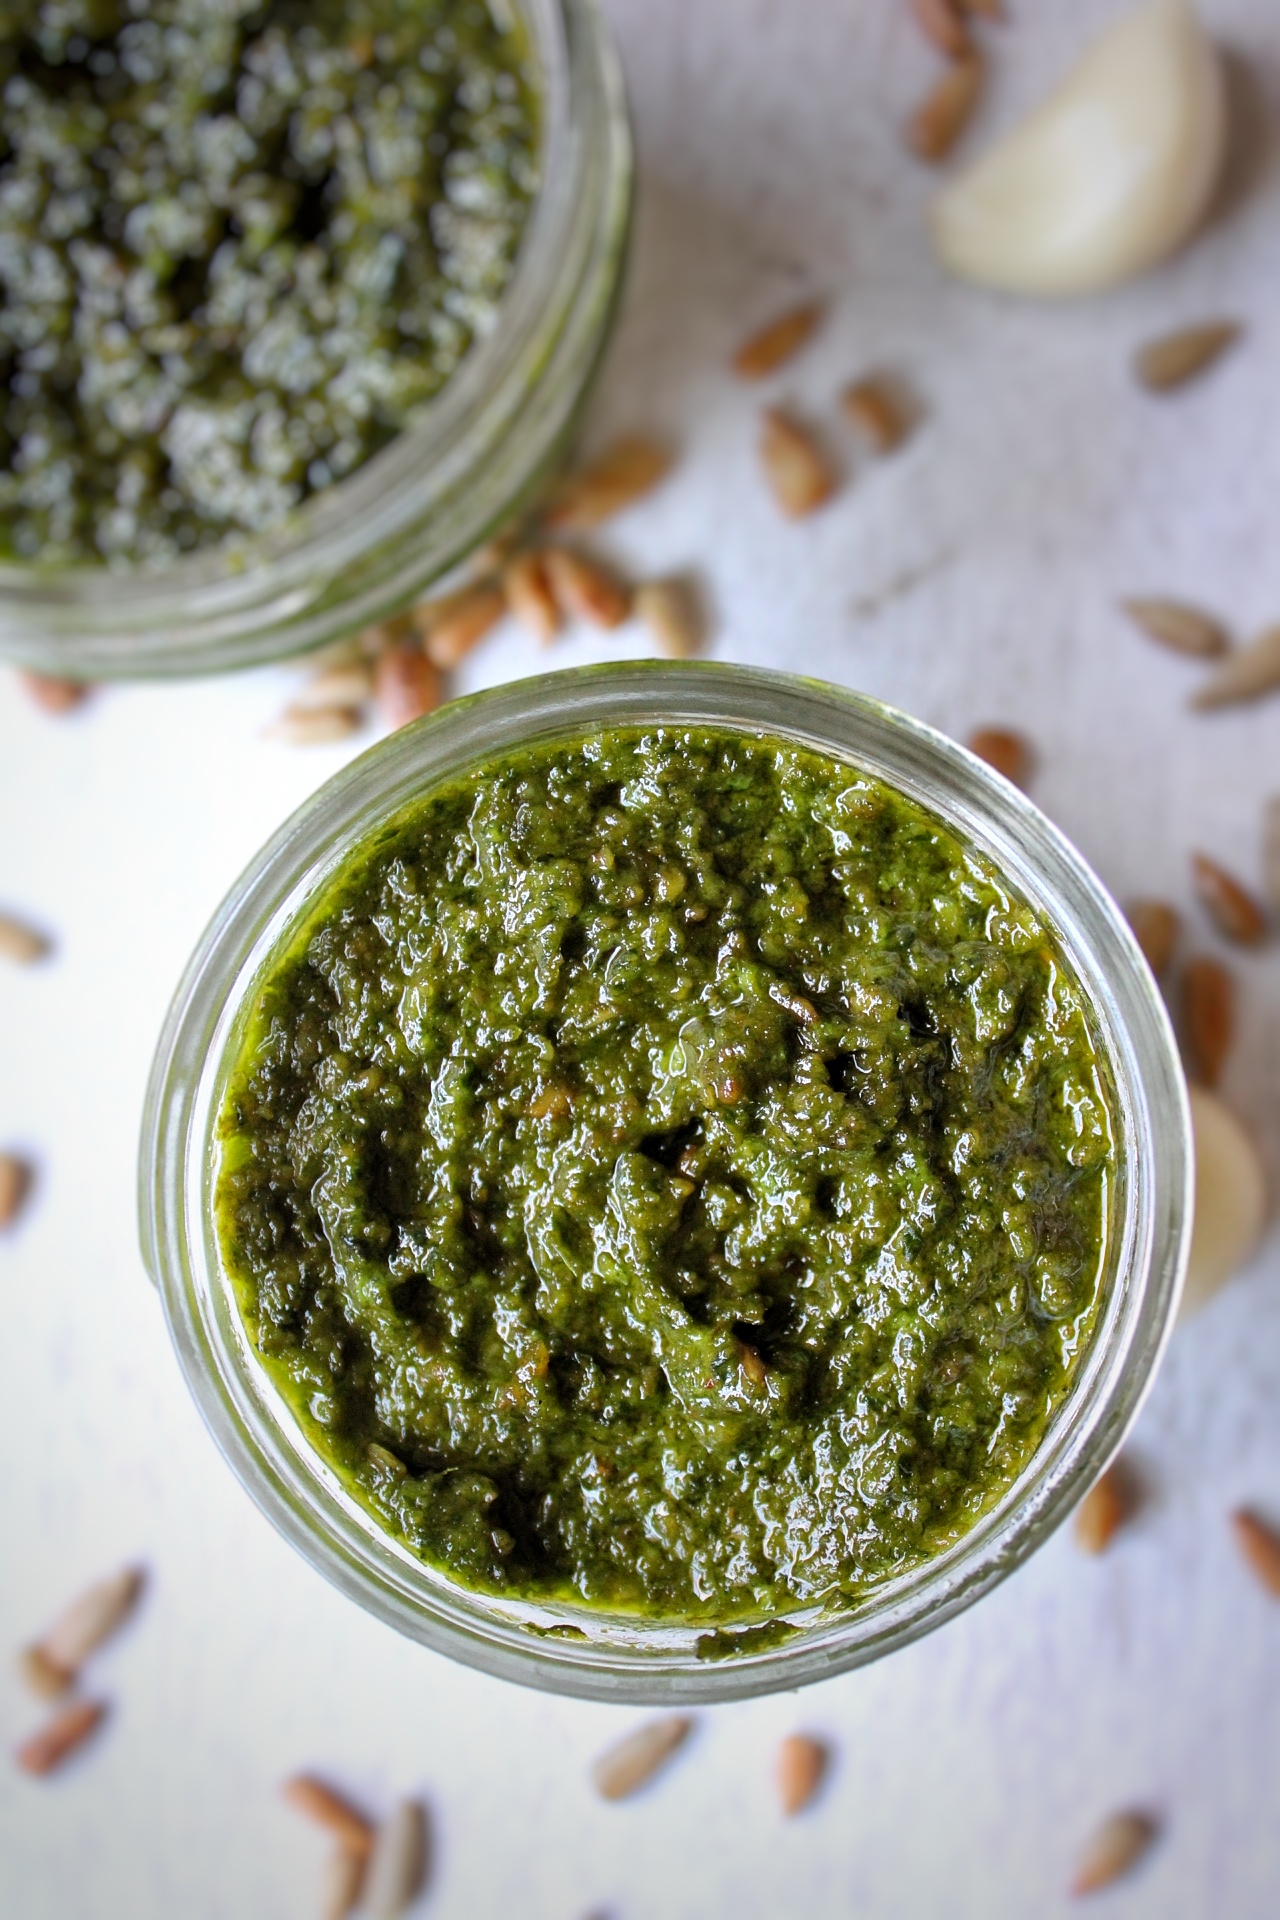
[139,663,1191,1703]
[0,0,631,682]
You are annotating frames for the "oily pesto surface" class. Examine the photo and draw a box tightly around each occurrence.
[0,0,537,565]
[217,727,1115,1623]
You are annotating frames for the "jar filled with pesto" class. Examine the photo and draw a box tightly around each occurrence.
[0,0,631,677]
[142,663,1191,1702]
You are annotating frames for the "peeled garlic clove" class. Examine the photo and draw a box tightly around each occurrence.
[931,0,1225,296]
[1180,1086,1266,1318]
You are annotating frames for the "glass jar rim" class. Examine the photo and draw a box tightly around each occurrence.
[0,0,631,677]
[139,662,1192,1703]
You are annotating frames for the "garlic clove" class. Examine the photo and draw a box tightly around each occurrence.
[931,0,1225,297]
[1180,1086,1266,1318]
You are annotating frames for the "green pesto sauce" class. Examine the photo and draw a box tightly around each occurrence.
[0,0,538,566]
[216,727,1115,1625]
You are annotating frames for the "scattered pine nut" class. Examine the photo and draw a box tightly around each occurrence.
[1191,853,1267,946]
[592,1716,692,1801]
[24,1566,145,1693]
[0,1153,32,1231]
[374,644,442,731]
[1193,625,1280,710]
[910,0,974,60]
[1182,955,1235,1087]
[363,1799,429,1919]
[15,1699,108,1777]
[634,578,704,659]
[1070,1811,1159,1896]
[467,525,525,579]
[967,727,1032,788]
[1231,1510,1280,1598]
[732,303,824,381]
[1075,1462,1138,1555]
[18,670,90,714]
[283,1777,376,1860]
[0,911,50,964]
[1134,321,1241,393]
[503,551,560,644]
[1120,598,1229,659]
[266,706,362,747]
[419,583,506,668]
[306,634,367,671]
[907,53,984,163]
[356,617,415,659]
[39,1567,142,1673]
[1263,796,1280,913]
[292,661,375,713]
[543,437,673,530]
[758,409,837,519]
[543,548,632,629]
[776,1733,827,1816]
[842,376,914,455]
[19,1647,72,1701]
[1126,901,1180,977]
[322,1845,367,1920]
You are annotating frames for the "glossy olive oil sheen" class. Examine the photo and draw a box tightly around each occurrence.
[215,727,1115,1624]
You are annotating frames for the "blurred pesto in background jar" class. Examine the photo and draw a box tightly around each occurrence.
[0,0,539,566]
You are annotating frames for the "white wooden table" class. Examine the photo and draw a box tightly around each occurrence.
[3,2,1279,1913]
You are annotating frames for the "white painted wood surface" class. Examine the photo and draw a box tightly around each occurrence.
[3,2,1280,1913]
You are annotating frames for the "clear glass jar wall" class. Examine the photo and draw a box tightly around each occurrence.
[139,664,1192,1704]
[0,0,632,681]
